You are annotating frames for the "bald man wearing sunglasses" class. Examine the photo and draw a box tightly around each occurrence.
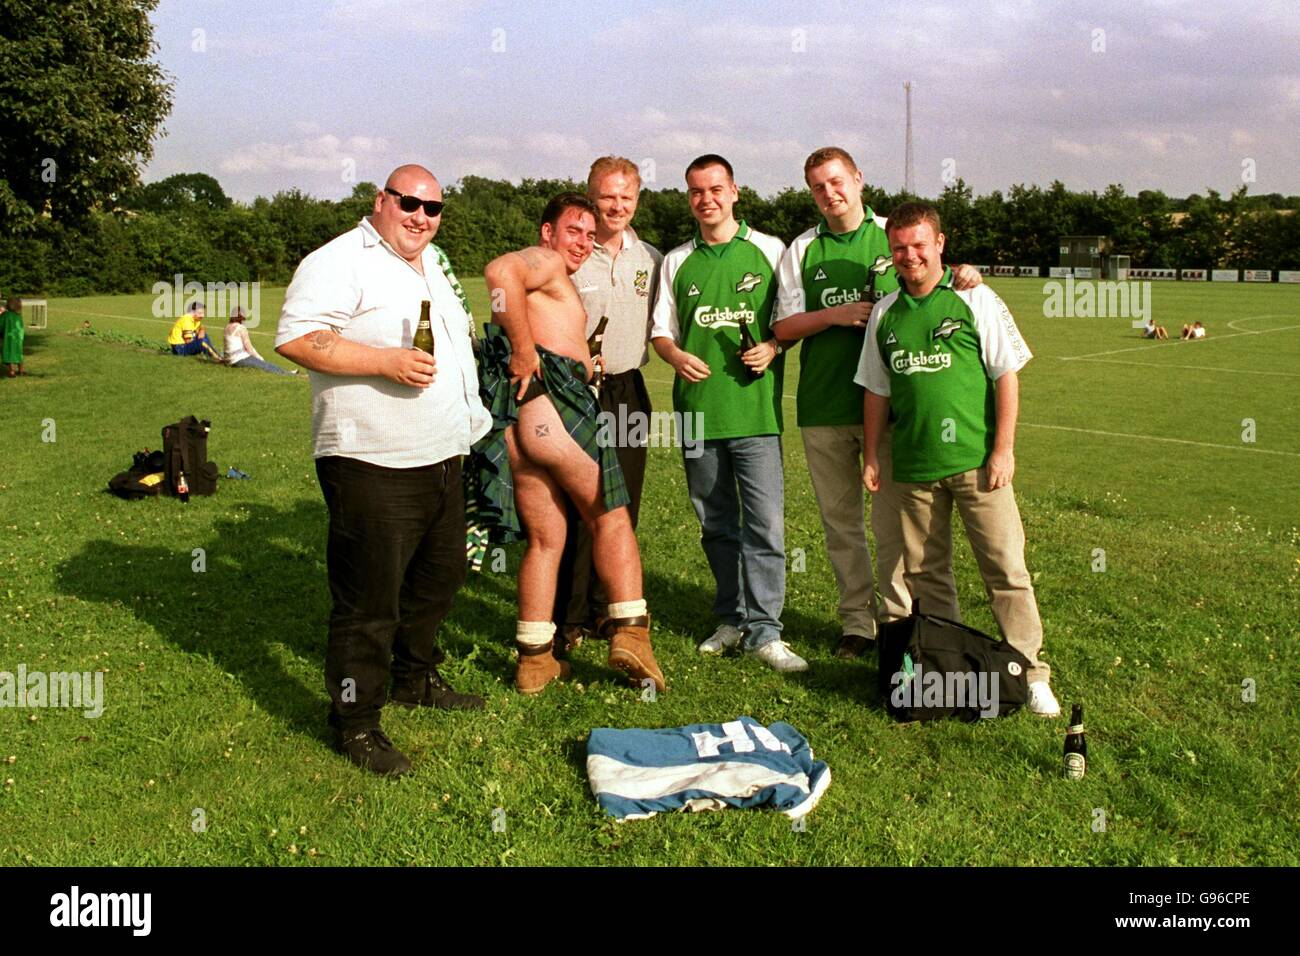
[276,164,491,776]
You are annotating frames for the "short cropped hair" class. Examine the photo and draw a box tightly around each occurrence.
[540,192,597,229]
[803,147,858,180]
[886,201,942,237]
[587,156,641,194]
[685,154,734,181]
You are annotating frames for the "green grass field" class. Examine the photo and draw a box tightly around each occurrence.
[1,278,1296,866]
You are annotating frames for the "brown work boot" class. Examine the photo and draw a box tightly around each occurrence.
[601,615,665,694]
[515,639,571,695]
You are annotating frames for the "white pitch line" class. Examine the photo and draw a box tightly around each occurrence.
[645,374,798,403]
[51,306,278,338]
[1060,316,1299,360]
[1021,423,1300,458]
[1227,314,1290,333]
[1065,357,1300,378]
[647,377,1298,456]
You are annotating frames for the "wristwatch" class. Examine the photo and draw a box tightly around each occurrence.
[769,340,784,356]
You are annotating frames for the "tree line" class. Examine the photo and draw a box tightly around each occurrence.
[2,172,1297,298]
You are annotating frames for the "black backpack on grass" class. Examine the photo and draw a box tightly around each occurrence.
[877,601,1031,722]
[161,416,219,497]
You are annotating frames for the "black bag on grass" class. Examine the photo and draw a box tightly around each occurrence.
[162,416,219,497]
[107,449,167,500]
[877,602,1031,722]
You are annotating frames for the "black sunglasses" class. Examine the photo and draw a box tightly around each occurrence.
[384,187,444,217]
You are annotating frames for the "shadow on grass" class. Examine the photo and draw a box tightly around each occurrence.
[54,499,518,743]
[640,565,881,707]
[14,332,48,357]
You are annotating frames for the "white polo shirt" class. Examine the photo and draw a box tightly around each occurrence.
[570,226,663,376]
[276,218,491,468]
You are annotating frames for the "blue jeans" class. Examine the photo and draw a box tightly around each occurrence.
[233,356,294,375]
[683,436,785,650]
[171,335,213,356]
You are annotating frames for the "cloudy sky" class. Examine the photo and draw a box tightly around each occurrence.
[143,0,1300,201]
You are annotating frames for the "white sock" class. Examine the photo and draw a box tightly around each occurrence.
[516,620,556,648]
[606,599,647,619]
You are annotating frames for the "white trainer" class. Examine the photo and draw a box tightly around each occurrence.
[1027,680,1061,717]
[698,624,743,655]
[750,641,809,673]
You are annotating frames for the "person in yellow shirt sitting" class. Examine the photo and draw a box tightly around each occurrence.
[168,302,220,359]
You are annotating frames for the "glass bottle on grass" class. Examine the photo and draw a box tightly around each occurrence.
[1063,703,1086,779]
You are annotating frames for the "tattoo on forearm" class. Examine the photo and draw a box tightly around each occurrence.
[308,329,340,356]
[534,424,549,438]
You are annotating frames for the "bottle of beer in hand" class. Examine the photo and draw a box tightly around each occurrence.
[738,320,762,378]
[413,300,435,355]
[587,315,609,392]
[1063,703,1086,779]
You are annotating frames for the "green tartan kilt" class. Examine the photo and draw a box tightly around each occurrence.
[463,324,630,568]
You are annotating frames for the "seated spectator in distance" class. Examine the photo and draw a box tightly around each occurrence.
[1143,317,1168,340]
[223,307,296,375]
[1,296,24,377]
[1191,321,1206,339]
[168,302,221,359]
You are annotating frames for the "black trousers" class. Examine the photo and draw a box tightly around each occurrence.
[552,368,651,629]
[316,455,466,732]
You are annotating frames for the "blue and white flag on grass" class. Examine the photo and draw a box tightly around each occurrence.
[587,716,831,821]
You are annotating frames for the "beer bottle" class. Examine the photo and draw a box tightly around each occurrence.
[413,300,435,355]
[738,320,762,378]
[587,315,609,393]
[177,470,190,504]
[1063,703,1086,779]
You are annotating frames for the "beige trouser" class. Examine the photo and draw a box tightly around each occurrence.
[894,467,1049,683]
[801,426,960,636]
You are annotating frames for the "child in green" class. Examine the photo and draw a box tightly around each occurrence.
[1,297,24,377]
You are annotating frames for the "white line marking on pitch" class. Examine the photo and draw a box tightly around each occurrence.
[1060,316,1299,360]
[1022,423,1300,458]
[1064,357,1300,378]
[645,374,798,403]
[1226,314,1292,333]
[51,306,278,338]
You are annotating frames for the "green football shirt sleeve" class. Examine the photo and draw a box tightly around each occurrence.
[853,297,893,396]
[964,286,1032,379]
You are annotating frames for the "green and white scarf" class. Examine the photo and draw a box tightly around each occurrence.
[431,242,479,346]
